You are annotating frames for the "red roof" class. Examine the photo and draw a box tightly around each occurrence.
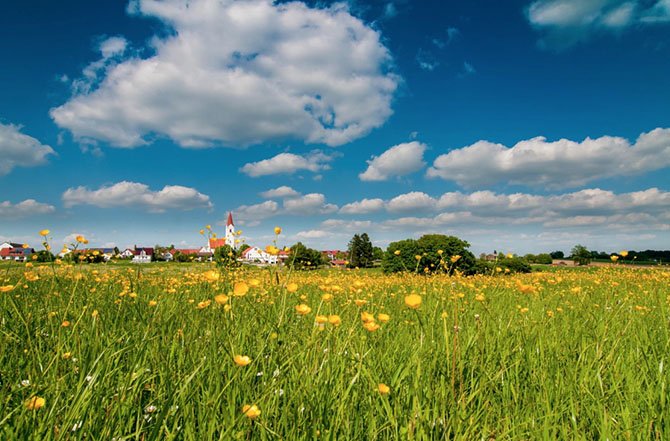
[176,249,200,255]
[226,212,234,226]
[242,247,254,257]
[0,248,10,257]
[209,238,227,249]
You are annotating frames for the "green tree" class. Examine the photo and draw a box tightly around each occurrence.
[571,244,591,266]
[347,234,362,268]
[550,250,564,259]
[287,242,324,270]
[383,234,477,275]
[214,245,238,268]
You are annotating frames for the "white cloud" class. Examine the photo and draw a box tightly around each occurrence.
[339,198,385,214]
[427,127,670,189]
[0,123,55,175]
[294,229,330,239]
[235,200,279,219]
[360,141,427,181]
[386,192,437,213]
[259,186,300,199]
[527,0,670,48]
[321,219,373,230]
[0,199,56,219]
[241,151,335,177]
[283,193,337,215]
[51,0,398,148]
[62,181,212,212]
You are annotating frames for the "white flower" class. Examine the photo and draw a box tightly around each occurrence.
[20,379,30,387]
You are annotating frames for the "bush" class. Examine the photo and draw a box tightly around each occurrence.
[382,234,477,275]
[214,245,239,268]
[497,256,532,274]
[287,242,324,270]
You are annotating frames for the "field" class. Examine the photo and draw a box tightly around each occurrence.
[1,262,669,440]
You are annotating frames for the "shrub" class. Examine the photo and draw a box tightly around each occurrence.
[383,234,477,275]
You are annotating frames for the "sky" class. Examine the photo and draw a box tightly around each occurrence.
[1,0,669,255]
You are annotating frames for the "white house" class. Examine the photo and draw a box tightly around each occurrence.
[241,246,278,264]
[132,247,153,263]
[119,248,134,259]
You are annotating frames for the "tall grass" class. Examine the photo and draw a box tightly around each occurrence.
[1,263,669,439]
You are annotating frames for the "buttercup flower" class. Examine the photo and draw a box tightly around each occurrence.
[404,294,422,309]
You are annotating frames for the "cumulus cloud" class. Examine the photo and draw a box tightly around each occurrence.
[294,229,330,239]
[51,0,398,148]
[339,198,385,214]
[321,219,373,230]
[0,199,56,219]
[386,192,437,213]
[259,186,300,199]
[527,0,670,48]
[62,181,212,212]
[0,123,55,175]
[241,151,335,177]
[283,193,337,215]
[359,141,427,181]
[377,187,670,231]
[427,127,670,189]
[232,192,336,225]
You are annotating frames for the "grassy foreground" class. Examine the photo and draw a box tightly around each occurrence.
[1,263,669,440]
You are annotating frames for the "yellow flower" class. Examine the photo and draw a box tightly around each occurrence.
[248,279,261,287]
[328,315,342,326]
[274,226,282,235]
[91,310,99,318]
[475,293,486,302]
[620,250,628,257]
[266,245,279,255]
[148,300,158,307]
[295,304,312,315]
[519,307,529,314]
[62,352,72,360]
[415,255,422,261]
[203,270,219,282]
[214,293,229,305]
[361,311,375,323]
[404,294,422,309]
[25,396,46,410]
[437,250,443,255]
[76,235,86,243]
[61,320,71,327]
[197,300,211,309]
[22,243,29,249]
[39,229,50,237]
[377,313,391,323]
[378,383,390,395]
[611,255,619,262]
[363,321,380,332]
[450,255,461,263]
[394,250,401,256]
[206,225,212,230]
[322,293,333,302]
[506,253,513,259]
[242,404,261,419]
[286,283,299,293]
[199,229,205,235]
[234,355,251,366]
[354,299,367,307]
[234,282,249,296]
[315,315,328,324]
[0,285,14,293]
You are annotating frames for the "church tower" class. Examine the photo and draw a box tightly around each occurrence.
[225,212,236,249]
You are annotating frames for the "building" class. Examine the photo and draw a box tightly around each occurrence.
[132,246,154,263]
[241,246,278,264]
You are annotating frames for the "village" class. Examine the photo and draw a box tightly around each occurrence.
[0,213,348,267]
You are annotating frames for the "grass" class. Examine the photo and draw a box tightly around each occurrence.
[1,262,669,439]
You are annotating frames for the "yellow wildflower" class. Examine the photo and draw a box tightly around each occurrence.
[404,294,422,309]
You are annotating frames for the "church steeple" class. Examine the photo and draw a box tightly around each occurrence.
[225,212,236,249]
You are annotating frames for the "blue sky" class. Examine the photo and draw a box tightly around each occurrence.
[1,0,669,254]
